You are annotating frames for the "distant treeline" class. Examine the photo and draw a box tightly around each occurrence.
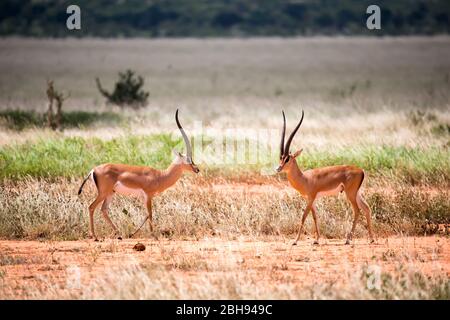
[1,0,449,37]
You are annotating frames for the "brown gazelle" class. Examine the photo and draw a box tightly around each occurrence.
[78,109,199,241]
[276,110,374,245]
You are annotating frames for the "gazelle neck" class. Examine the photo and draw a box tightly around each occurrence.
[159,162,184,191]
[286,160,306,190]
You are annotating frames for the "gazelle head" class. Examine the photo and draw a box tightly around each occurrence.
[174,109,200,174]
[276,110,304,173]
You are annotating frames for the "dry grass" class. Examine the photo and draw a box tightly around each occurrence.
[23,263,447,300]
[0,237,448,299]
[0,178,448,241]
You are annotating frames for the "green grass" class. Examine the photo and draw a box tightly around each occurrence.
[0,110,123,130]
[0,134,180,180]
[298,145,450,185]
[0,134,448,183]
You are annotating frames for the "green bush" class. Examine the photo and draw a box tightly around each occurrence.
[96,70,149,108]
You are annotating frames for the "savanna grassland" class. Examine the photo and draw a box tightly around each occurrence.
[0,37,449,299]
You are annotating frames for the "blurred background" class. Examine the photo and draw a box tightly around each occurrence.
[1,0,450,37]
[0,1,449,177]
[0,1,449,283]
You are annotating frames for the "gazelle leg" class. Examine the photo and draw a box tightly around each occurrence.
[128,195,152,238]
[293,199,314,246]
[346,198,360,245]
[146,197,153,233]
[100,195,121,239]
[88,195,105,241]
[311,205,320,245]
[356,192,375,243]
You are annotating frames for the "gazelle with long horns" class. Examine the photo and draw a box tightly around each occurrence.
[276,110,374,245]
[78,109,199,241]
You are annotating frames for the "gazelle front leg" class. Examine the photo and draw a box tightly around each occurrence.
[100,195,122,240]
[128,194,153,238]
[293,197,315,246]
[88,195,104,241]
[311,204,320,245]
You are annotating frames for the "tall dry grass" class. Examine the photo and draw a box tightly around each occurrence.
[0,178,448,241]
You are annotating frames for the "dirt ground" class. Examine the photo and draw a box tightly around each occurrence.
[0,236,448,299]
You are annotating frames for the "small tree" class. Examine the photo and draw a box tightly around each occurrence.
[46,80,69,131]
[96,70,149,108]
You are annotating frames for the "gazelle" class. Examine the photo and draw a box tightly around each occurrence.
[78,109,199,241]
[276,110,374,245]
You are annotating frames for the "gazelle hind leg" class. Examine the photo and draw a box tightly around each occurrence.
[356,192,375,243]
[88,195,105,241]
[345,192,360,245]
[100,195,121,239]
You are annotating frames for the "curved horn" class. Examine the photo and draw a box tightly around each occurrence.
[284,109,304,155]
[175,109,192,161]
[280,111,286,159]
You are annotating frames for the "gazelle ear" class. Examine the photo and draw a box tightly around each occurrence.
[292,149,303,159]
[172,149,182,158]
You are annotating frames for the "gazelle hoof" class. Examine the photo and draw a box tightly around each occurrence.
[117,236,123,240]
[94,238,99,242]
[345,239,350,245]
[313,241,319,245]
[292,242,297,246]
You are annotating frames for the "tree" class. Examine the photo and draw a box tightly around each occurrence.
[46,80,69,130]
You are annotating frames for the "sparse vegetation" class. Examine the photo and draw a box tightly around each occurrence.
[0,238,447,300]
[0,254,28,266]
[0,110,122,131]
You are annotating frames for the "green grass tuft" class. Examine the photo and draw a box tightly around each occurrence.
[0,134,182,180]
[298,145,449,185]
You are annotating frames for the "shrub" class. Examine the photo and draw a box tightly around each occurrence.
[96,70,149,108]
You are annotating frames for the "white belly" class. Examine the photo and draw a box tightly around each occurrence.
[316,184,344,198]
[113,182,146,199]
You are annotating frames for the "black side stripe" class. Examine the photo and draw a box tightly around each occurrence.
[92,171,98,189]
[357,171,365,191]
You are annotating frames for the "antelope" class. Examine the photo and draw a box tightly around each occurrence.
[78,109,199,241]
[276,110,375,245]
